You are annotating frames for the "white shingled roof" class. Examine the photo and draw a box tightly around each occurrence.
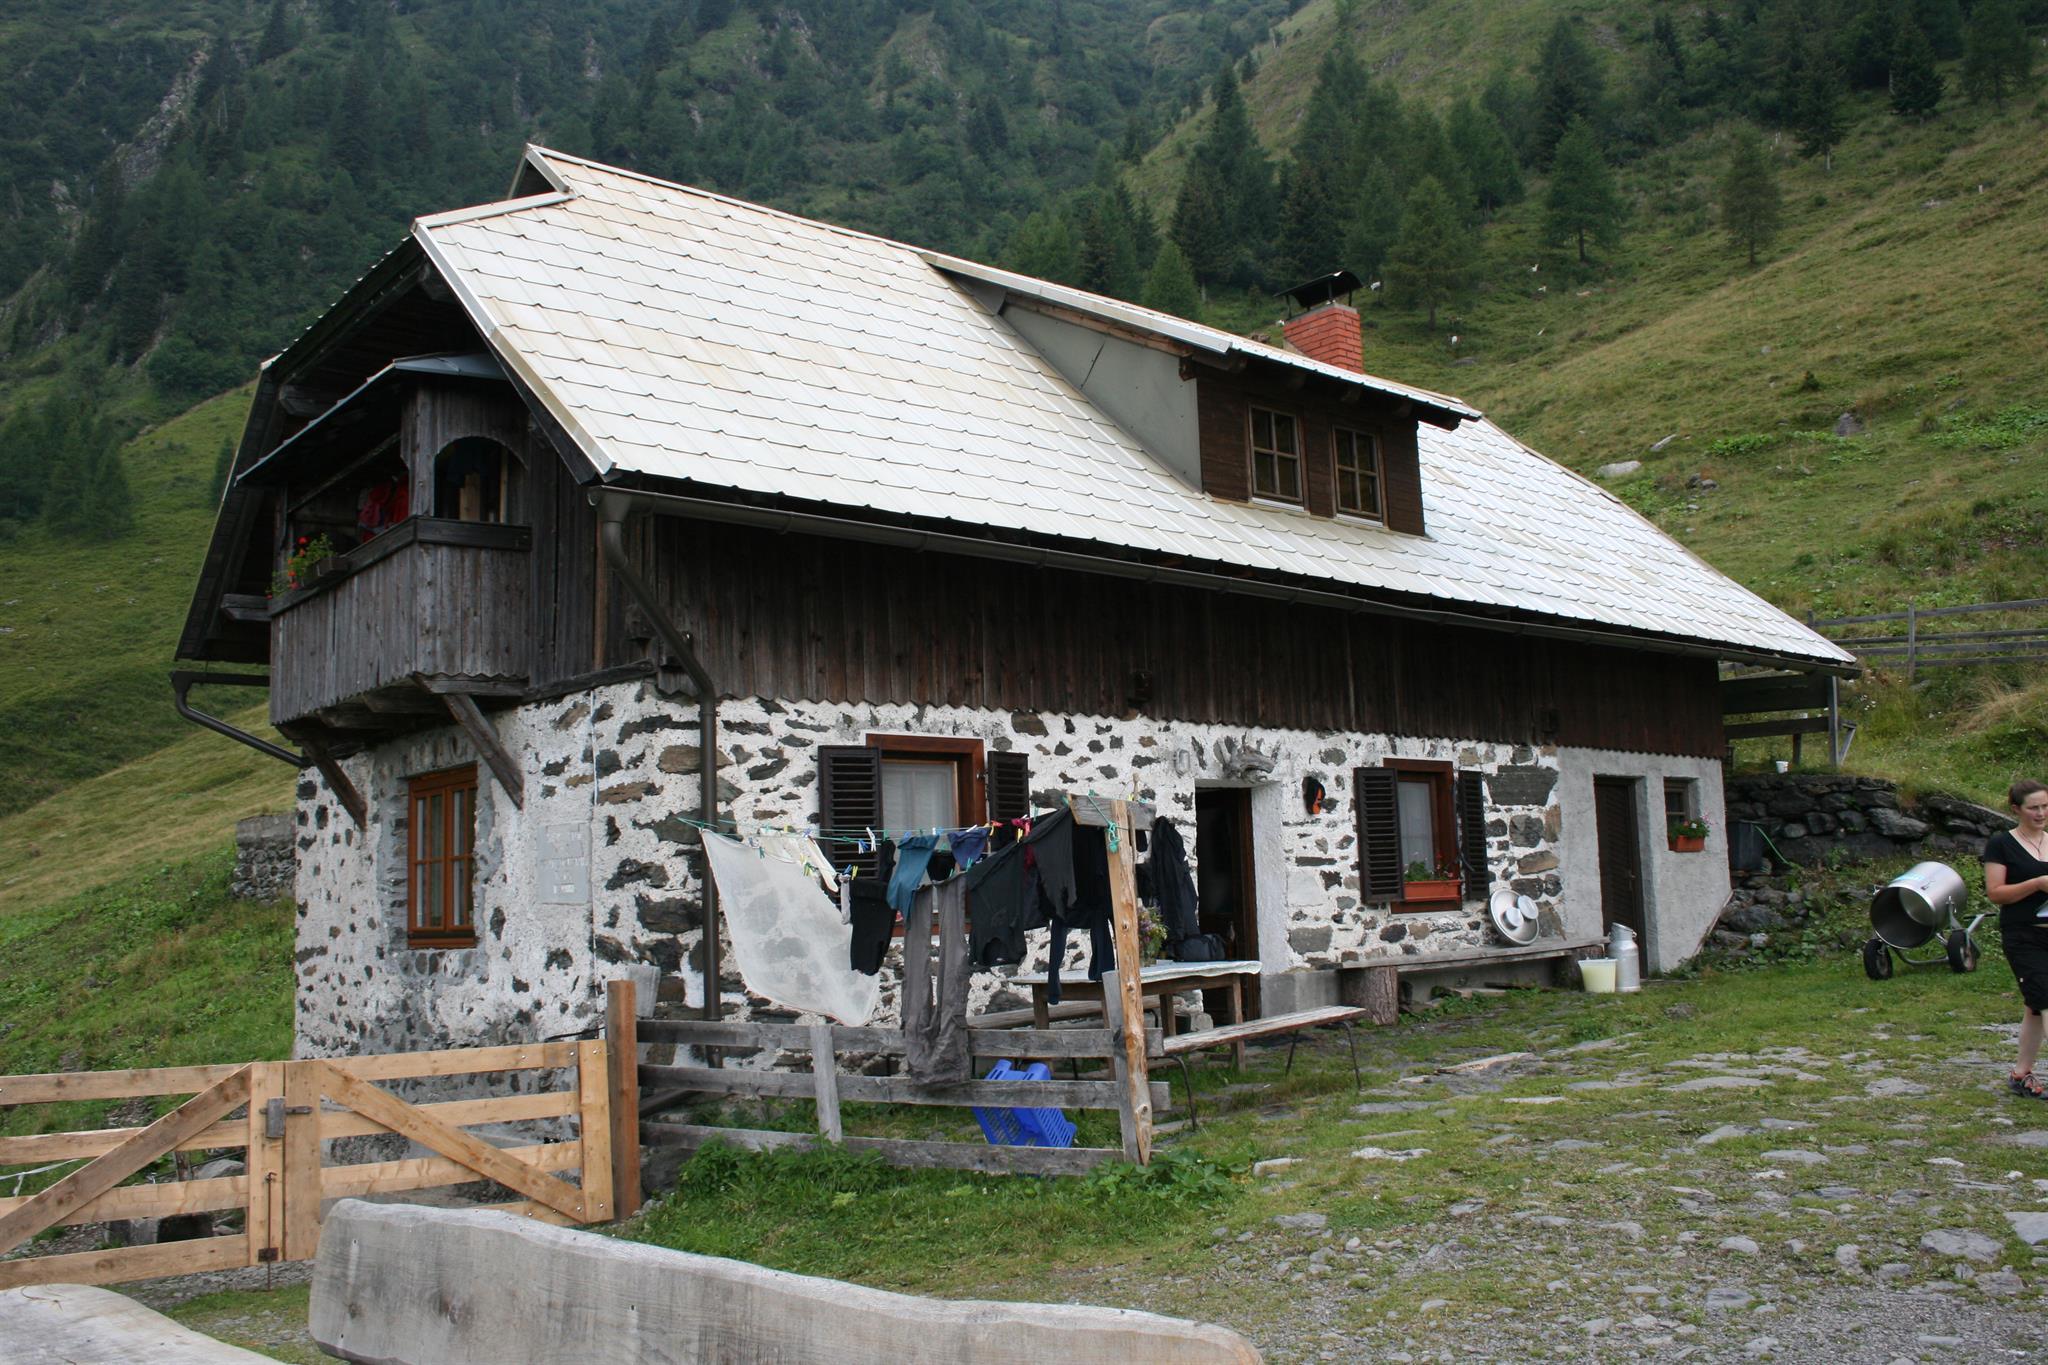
[409,147,1849,670]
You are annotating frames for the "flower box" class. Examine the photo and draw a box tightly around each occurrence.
[1402,878,1462,904]
[1669,834,1706,853]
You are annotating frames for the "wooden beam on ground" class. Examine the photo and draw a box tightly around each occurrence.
[0,1065,251,1257]
[642,1123,1124,1176]
[306,1202,1263,1364]
[438,689,526,808]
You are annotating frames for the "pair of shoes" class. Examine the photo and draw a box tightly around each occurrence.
[2008,1071,2048,1099]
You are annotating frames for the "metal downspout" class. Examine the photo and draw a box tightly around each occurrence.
[171,670,304,766]
[595,493,723,1022]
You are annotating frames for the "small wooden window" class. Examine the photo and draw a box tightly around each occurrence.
[1664,778,1698,824]
[407,765,478,947]
[1333,427,1383,520]
[1249,407,1303,503]
[1357,758,1483,911]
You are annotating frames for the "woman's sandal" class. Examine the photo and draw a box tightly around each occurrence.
[2007,1071,2048,1100]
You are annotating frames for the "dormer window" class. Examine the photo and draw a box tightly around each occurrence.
[1249,407,1302,504]
[1334,427,1383,521]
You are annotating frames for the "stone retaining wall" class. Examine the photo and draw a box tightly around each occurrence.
[231,813,295,902]
[1722,774,2011,868]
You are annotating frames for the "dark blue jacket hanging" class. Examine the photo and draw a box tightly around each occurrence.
[1148,816,1201,947]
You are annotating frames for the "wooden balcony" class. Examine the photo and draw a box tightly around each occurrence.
[269,518,531,727]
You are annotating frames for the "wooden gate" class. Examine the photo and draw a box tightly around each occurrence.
[0,1041,617,1290]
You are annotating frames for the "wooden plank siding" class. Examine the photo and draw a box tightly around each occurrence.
[607,519,1724,757]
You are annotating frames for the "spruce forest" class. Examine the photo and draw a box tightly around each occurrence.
[0,0,2045,828]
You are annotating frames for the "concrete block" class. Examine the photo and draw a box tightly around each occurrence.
[310,1201,1262,1364]
[0,1284,274,1363]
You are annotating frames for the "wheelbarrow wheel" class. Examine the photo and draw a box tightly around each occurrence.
[1862,937,1893,981]
[1946,929,1979,974]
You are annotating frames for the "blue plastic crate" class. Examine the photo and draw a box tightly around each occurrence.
[971,1060,1077,1149]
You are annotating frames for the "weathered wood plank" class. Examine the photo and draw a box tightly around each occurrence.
[315,1064,589,1222]
[808,1023,843,1144]
[280,1060,323,1264]
[1160,1007,1368,1056]
[0,1282,278,1360]
[0,1067,251,1257]
[604,981,642,1216]
[638,1064,1166,1112]
[641,1123,1124,1176]
[320,1143,580,1202]
[638,1020,1145,1060]
[0,1063,250,1107]
[0,1233,251,1292]
[324,1042,579,1079]
[0,1174,248,1229]
[575,1039,615,1223]
[307,1202,1262,1364]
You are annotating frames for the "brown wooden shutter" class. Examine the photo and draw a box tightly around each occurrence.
[1355,767,1402,901]
[1457,771,1490,901]
[818,745,883,881]
[1380,423,1426,534]
[988,751,1032,823]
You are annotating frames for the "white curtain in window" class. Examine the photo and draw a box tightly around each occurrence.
[698,831,880,1025]
[1397,779,1436,871]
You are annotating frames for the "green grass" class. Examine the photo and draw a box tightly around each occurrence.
[0,700,294,914]
[0,847,295,1137]
[165,1286,322,1365]
[0,385,271,816]
[617,937,2047,1356]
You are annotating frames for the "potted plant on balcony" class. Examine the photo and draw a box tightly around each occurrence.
[1668,817,1709,852]
[269,534,336,597]
[1402,859,1462,904]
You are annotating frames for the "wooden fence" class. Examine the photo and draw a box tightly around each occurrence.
[1811,597,2048,677]
[0,1041,619,1290]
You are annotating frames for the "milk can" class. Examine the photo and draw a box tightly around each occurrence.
[1608,922,1642,992]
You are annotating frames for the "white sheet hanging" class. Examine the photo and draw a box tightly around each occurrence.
[698,831,880,1025]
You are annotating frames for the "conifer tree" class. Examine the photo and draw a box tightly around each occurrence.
[1275,155,1342,287]
[1719,128,1783,266]
[1542,119,1623,265]
[1890,15,1944,120]
[1009,209,1081,286]
[1912,0,1965,60]
[1140,240,1201,321]
[1788,40,1846,169]
[1386,175,1473,329]
[1169,68,1273,288]
[257,0,294,63]
[1531,19,1606,167]
[1341,159,1403,285]
[1962,0,2033,107]
[1447,98,1522,215]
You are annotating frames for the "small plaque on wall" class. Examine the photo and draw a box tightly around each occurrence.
[537,822,589,905]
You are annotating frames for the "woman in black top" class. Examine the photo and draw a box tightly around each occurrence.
[1984,778,2048,1099]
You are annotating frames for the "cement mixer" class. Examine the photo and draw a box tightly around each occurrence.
[1862,860,1983,980]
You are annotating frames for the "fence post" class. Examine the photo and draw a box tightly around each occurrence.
[1103,799,1152,1166]
[604,980,641,1217]
[280,1060,323,1262]
[1906,604,1918,681]
[243,1061,283,1268]
[808,1023,843,1144]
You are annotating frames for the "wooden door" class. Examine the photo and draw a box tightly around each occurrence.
[1593,777,1645,939]
[1194,788,1260,1019]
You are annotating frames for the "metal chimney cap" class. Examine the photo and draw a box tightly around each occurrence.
[1278,270,1362,312]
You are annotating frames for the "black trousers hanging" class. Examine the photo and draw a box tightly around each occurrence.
[901,878,969,1085]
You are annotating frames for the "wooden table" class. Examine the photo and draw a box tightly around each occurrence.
[1009,960,1263,1069]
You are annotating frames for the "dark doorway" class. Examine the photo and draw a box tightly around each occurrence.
[1195,787,1260,1019]
[1593,777,1645,940]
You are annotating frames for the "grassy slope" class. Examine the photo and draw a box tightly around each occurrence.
[0,386,298,816]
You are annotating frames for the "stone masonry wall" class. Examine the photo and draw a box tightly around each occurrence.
[1722,774,2012,868]
[232,814,295,902]
[290,681,1599,1056]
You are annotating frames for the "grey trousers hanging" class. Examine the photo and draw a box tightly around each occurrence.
[901,878,970,1085]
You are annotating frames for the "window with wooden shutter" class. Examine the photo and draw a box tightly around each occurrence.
[1456,771,1490,901]
[817,745,883,882]
[1355,767,1403,901]
[987,750,1032,848]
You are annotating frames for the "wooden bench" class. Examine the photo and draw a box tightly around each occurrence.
[1338,936,1605,1020]
[1158,1005,1370,1127]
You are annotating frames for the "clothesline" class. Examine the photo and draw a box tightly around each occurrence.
[671,797,1139,851]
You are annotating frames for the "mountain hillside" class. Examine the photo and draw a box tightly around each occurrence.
[0,0,2044,915]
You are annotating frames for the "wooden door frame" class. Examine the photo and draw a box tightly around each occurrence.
[1195,786,1261,1020]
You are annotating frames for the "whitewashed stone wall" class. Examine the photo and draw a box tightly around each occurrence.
[292,680,1609,1055]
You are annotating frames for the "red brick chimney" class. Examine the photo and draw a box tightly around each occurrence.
[1281,302,1363,373]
